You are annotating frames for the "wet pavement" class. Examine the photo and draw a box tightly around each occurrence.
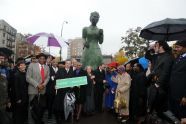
[73,112,118,124]
[28,111,118,124]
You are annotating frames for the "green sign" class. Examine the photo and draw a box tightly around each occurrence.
[56,76,87,89]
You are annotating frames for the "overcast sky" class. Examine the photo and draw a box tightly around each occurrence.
[0,0,186,59]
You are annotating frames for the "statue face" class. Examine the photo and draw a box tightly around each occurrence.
[90,14,99,26]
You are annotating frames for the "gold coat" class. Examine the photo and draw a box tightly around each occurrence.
[112,72,131,115]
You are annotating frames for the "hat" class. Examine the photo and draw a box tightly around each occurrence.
[117,65,125,73]
[175,40,186,47]
[48,55,55,60]
[0,52,6,57]
[31,55,36,59]
[108,62,118,68]
[58,61,65,65]
[16,57,25,64]
[36,53,48,59]
[0,47,13,57]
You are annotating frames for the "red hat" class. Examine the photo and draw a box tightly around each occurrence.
[108,62,118,68]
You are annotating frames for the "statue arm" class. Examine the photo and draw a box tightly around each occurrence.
[82,27,89,49]
[82,27,87,40]
[98,29,104,44]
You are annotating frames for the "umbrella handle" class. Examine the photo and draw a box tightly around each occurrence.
[38,93,40,101]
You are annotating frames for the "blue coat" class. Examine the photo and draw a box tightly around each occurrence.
[104,72,117,109]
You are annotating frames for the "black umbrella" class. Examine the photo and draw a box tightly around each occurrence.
[140,18,186,41]
[0,47,14,56]
[125,57,139,66]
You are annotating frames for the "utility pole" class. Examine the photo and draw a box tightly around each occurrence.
[60,21,68,61]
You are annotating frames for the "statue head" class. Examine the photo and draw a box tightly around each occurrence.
[90,11,100,26]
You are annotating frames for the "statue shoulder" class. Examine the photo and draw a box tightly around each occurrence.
[82,27,88,38]
[83,27,88,31]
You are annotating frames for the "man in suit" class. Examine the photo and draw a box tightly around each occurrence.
[94,63,106,113]
[53,60,74,124]
[46,59,58,119]
[26,53,50,124]
[169,40,186,120]
[149,41,173,113]
[73,62,86,121]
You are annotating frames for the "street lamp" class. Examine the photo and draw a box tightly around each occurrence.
[60,21,68,61]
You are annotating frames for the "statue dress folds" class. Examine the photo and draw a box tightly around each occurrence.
[81,26,103,70]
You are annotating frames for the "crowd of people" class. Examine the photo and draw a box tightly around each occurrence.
[0,40,186,124]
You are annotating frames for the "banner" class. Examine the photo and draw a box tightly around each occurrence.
[56,76,87,89]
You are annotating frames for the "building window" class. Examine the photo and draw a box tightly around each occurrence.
[2,40,5,44]
[3,33,5,37]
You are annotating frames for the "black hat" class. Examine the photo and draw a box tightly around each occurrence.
[31,55,36,59]
[36,53,48,59]
[16,57,25,64]
[0,52,6,57]
[48,55,55,60]
[0,47,13,57]
[58,61,65,65]
[175,40,186,47]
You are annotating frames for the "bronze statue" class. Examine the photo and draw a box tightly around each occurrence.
[81,11,104,69]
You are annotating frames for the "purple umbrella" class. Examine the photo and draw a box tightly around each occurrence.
[26,32,62,47]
